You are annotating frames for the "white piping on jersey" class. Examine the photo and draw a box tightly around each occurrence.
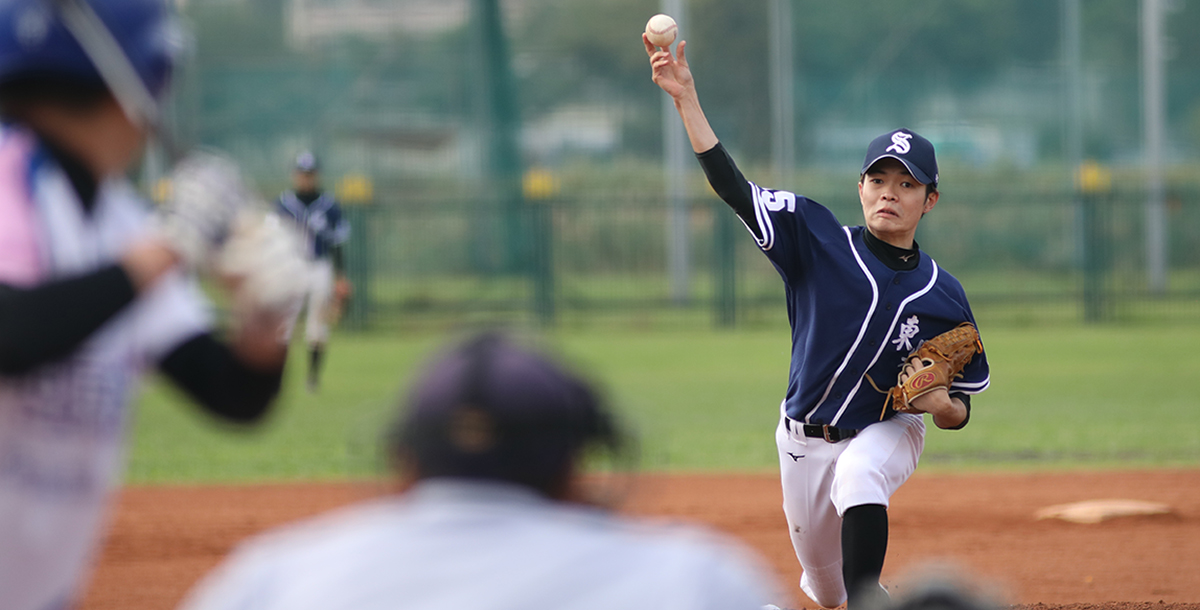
[806,226,880,425]
[280,190,336,220]
[829,254,941,427]
[279,190,349,248]
[950,377,990,393]
[748,182,775,251]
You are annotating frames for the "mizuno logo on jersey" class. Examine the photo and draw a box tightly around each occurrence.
[886,132,913,155]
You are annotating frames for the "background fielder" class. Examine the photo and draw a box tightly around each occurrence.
[646,33,990,609]
[0,1,306,609]
[275,150,351,393]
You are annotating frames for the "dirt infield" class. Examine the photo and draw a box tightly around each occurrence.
[81,469,1200,610]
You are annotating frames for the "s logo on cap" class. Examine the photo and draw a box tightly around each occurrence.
[886,132,913,155]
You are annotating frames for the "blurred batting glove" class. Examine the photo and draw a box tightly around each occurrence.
[214,210,310,313]
[152,150,258,269]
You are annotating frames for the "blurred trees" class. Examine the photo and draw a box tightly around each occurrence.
[177,0,1200,168]
[508,0,1200,163]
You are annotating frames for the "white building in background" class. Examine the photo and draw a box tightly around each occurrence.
[524,105,622,160]
[286,0,536,46]
[287,0,468,44]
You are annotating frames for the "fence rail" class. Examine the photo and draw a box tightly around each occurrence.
[338,186,1200,330]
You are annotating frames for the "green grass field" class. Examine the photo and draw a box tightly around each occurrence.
[126,324,1200,484]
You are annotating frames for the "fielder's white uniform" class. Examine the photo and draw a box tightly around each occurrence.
[0,128,211,610]
[178,480,784,610]
[275,190,348,346]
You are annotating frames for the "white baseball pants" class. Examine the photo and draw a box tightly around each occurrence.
[774,405,925,608]
[283,258,333,346]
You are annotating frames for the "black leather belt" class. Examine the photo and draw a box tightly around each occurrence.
[801,423,859,443]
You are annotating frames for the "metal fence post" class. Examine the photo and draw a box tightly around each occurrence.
[524,169,560,326]
[341,204,373,330]
[1079,161,1113,323]
[529,202,555,327]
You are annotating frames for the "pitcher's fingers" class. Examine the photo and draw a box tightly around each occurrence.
[643,33,658,57]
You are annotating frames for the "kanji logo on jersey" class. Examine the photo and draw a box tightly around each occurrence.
[886,132,913,155]
[893,315,920,352]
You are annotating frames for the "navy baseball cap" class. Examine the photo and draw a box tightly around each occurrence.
[294,150,318,172]
[861,128,938,187]
[389,332,621,493]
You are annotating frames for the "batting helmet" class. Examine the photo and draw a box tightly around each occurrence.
[388,331,625,496]
[0,0,183,99]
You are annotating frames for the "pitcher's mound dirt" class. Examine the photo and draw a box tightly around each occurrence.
[82,469,1200,610]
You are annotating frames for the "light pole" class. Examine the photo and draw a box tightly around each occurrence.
[662,0,690,305]
[769,0,795,186]
[1141,0,1167,293]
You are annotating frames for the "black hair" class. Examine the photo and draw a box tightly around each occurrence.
[0,73,113,119]
[859,161,939,199]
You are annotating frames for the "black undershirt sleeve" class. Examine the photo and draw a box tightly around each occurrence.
[695,142,762,240]
[157,333,283,424]
[0,265,137,375]
[947,392,971,430]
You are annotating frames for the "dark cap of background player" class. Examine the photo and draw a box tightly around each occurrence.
[387,331,622,498]
[861,129,939,187]
[294,150,318,173]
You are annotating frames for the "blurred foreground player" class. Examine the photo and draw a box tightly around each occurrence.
[646,33,990,610]
[275,151,351,392]
[0,1,306,609]
[178,331,784,610]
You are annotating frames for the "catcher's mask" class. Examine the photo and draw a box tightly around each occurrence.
[387,330,629,499]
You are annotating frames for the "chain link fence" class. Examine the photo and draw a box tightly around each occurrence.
[161,0,1200,330]
[334,181,1200,331]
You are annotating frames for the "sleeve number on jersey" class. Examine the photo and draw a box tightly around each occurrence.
[754,186,796,213]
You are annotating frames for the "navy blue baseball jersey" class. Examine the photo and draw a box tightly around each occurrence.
[276,190,350,260]
[748,182,990,430]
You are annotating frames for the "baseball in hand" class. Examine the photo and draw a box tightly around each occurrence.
[645,14,677,48]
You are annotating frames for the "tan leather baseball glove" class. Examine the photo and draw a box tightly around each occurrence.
[888,322,982,414]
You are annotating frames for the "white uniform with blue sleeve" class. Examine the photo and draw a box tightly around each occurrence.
[0,1,288,606]
[0,127,211,610]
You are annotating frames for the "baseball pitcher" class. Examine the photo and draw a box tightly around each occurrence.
[647,32,990,610]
